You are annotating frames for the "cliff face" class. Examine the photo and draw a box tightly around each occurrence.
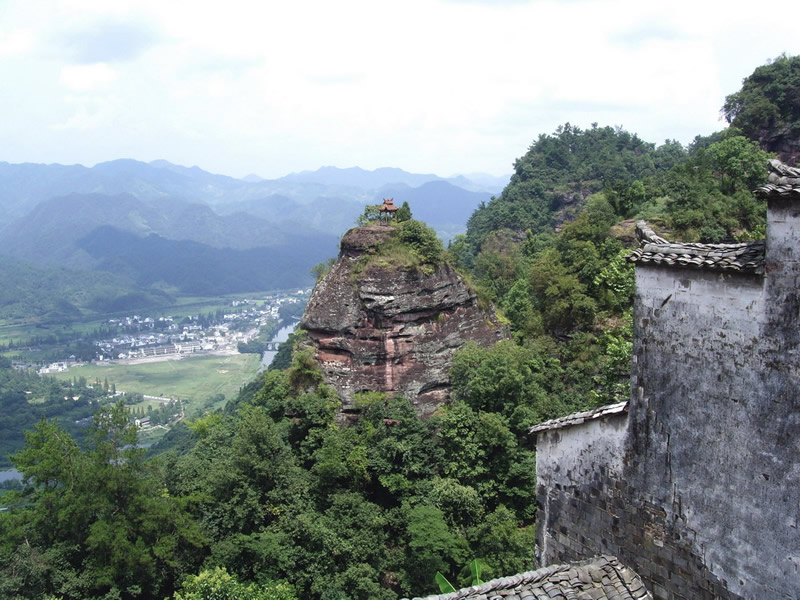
[300,225,506,418]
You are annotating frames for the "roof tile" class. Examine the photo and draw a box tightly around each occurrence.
[629,160,800,274]
[626,223,765,274]
[529,401,628,434]
[755,159,800,199]
[404,556,651,600]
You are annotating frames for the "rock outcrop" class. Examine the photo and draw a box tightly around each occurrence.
[300,225,506,418]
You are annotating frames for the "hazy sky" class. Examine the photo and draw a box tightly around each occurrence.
[1,0,797,179]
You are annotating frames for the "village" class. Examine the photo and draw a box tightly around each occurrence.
[37,289,310,374]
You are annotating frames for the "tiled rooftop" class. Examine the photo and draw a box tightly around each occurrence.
[628,160,800,274]
[626,220,765,274]
[529,401,628,434]
[627,233,765,273]
[405,555,651,600]
[755,158,800,199]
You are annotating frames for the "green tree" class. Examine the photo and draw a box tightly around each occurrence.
[403,504,469,594]
[396,201,412,222]
[2,404,205,599]
[593,249,635,311]
[435,402,537,519]
[528,248,597,334]
[723,54,800,152]
[501,278,540,338]
[466,506,535,577]
[665,136,770,241]
[705,135,771,194]
[358,395,438,499]
[311,258,337,282]
[473,230,524,302]
[398,220,444,269]
[173,566,296,600]
[311,428,369,492]
[450,341,557,421]
[464,123,660,253]
[356,204,382,226]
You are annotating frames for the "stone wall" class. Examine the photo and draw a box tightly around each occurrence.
[535,193,800,599]
[535,397,739,599]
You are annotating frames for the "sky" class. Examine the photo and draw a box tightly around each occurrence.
[1,0,798,180]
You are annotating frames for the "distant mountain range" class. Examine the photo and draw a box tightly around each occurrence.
[280,165,507,195]
[0,159,509,317]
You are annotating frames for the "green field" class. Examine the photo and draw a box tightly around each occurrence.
[51,353,262,409]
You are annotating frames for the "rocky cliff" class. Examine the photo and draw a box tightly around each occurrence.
[300,225,506,418]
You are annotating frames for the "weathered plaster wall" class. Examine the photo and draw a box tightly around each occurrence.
[625,267,771,600]
[535,412,627,564]
[536,198,800,600]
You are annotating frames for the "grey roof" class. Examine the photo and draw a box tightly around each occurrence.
[406,555,651,600]
[628,160,800,274]
[627,221,765,274]
[755,159,800,199]
[529,401,628,434]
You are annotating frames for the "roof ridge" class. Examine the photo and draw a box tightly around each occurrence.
[635,220,668,244]
[404,555,651,600]
[529,401,628,434]
[628,221,765,274]
[756,159,800,199]
[767,158,800,181]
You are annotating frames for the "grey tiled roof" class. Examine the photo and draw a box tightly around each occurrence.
[755,159,800,199]
[626,221,765,274]
[628,160,800,274]
[405,555,651,600]
[529,401,628,434]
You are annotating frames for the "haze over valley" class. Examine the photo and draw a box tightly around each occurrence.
[0,160,504,320]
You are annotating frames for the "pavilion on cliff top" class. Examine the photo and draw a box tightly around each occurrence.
[379,197,398,223]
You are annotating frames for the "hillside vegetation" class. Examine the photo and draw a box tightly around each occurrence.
[723,53,800,162]
[0,255,173,322]
[0,56,795,600]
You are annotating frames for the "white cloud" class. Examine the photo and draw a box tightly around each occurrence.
[55,18,161,64]
[0,28,35,56]
[55,95,117,131]
[60,63,118,91]
[0,0,797,177]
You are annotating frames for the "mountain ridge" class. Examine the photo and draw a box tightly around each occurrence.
[0,159,505,299]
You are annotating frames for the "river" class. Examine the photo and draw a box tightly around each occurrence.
[259,322,297,370]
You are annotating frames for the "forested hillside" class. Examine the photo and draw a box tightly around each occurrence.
[0,255,173,321]
[0,56,795,600]
[722,53,800,163]
[0,356,118,468]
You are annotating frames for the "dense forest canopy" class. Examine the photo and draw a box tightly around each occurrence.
[461,123,686,252]
[0,55,795,600]
[0,357,119,469]
[0,255,174,322]
[723,53,800,160]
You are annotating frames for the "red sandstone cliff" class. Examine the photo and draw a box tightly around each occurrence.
[300,225,506,418]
